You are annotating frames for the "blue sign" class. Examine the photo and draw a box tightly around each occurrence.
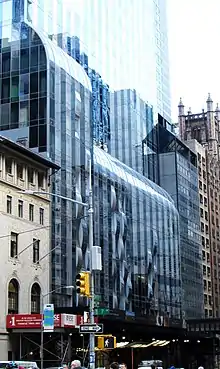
[43,304,54,332]
[89,353,95,364]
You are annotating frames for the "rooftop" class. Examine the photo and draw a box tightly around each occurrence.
[0,136,60,170]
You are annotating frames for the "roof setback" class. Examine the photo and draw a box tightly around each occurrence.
[31,25,92,92]
[0,136,60,170]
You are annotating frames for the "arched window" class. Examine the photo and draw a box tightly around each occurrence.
[8,279,19,314]
[31,283,41,313]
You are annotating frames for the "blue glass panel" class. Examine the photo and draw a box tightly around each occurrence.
[12,0,24,23]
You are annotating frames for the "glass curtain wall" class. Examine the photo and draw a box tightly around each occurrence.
[92,148,181,318]
[25,0,171,121]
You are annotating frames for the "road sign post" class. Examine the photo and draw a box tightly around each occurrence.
[79,323,103,334]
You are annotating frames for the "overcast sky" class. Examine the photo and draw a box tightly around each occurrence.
[167,0,220,121]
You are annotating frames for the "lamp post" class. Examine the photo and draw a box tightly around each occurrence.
[20,159,96,369]
[40,285,74,369]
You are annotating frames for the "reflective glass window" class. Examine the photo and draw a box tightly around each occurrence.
[39,70,46,94]
[39,125,46,148]
[1,103,9,128]
[11,102,19,124]
[39,45,46,69]
[30,72,38,96]
[2,52,10,76]
[30,46,39,71]
[20,74,29,96]
[11,50,19,72]
[1,77,10,103]
[30,99,38,121]
[20,101,29,126]
[39,97,46,119]
[29,126,38,148]
[11,76,19,101]
[20,22,30,48]
[20,48,29,73]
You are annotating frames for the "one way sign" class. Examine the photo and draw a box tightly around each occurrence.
[79,324,103,334]
[97,336,116,349]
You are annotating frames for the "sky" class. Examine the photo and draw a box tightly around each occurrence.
[167,0,220,121]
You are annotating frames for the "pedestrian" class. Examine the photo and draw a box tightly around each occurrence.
[110,362,120,369]
[120,363,127,369]
[198,366,204,369]
[70,360,81,369]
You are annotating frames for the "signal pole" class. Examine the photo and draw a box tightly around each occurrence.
[88,158,95,369]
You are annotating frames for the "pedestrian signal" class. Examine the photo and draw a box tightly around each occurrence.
[97,336,116,349]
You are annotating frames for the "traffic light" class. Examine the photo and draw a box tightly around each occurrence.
[97,336,116,349]
[76,271,90,297]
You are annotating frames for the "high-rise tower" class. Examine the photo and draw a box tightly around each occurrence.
[25,0,171,122]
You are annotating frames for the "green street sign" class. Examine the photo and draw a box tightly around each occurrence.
[94,295,102,302]
[94,308,109,316]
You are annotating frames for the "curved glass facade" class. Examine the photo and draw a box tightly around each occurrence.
[30,25,92,91]
[92,147,181,317]
[0,21,181,319]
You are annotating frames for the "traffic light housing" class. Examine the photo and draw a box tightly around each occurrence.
[97,336,116,349]
[76,271,90,297]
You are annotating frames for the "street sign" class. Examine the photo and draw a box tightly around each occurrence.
[94,307,109,316]
[43,304,54,332]
[97,336,116,349]
[79,323,103,334]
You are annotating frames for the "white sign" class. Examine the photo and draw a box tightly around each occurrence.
[61,314,77,327]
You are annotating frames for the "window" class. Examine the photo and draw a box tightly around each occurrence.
[33,239,40,263]
[7,195,12,214]
[29,204,34,221]
[20,74,29,96]
[18,200,23,218]
[28,168,34,184]
[39,208,44,225]
[5,158,12,174]
[31,283,41,313]
[17,163,23,179]
[8,279,19,314]
[38,172,44,189]
[10,232,18,258]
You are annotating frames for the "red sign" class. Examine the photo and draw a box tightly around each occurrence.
[6,314,61,329]
[76,314,98,326]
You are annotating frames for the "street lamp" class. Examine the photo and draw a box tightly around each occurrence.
[40,285,74,369]
[19,160,96,369]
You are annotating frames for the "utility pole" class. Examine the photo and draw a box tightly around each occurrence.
[40,286,73,369]
[40,295,44,369]
[88,157,95,369]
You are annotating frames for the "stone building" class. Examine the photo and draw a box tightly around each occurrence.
[178,94,220,317]
[0,135,58,359]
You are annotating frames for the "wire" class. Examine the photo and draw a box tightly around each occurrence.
[0,222,51,239]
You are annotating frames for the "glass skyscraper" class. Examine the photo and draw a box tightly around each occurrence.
[24,0,171,122]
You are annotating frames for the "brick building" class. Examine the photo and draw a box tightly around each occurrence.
[178,94,220,317]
